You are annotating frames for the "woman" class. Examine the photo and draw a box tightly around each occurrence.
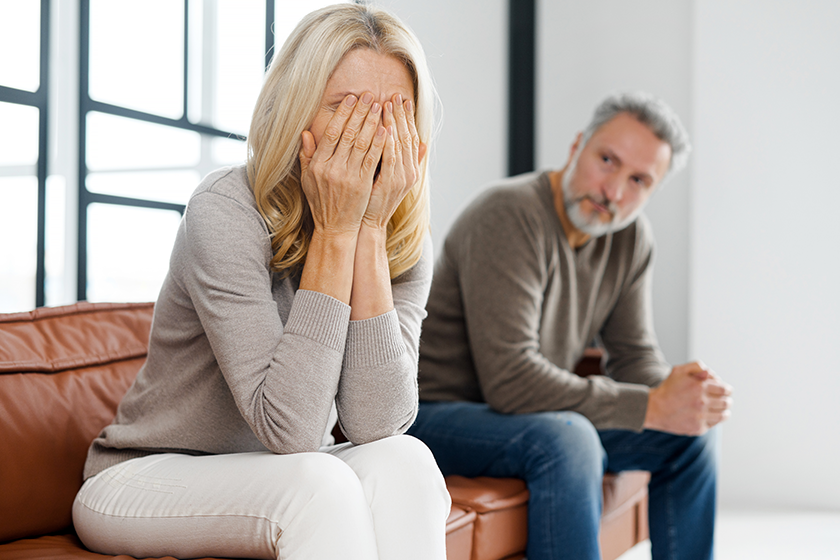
[72,4,449,559]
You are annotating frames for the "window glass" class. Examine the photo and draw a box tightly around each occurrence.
[273,0,344,54]
[88,0,184,119]
[0,176,38,312]
[86,203,181,303]
[87,170,201,206]
[211,136,248,166]
[86,111,201,171]
[186,0,204,124]
[187,0,264,135]
[0,0,40,92]
[212,1,265,135]
[0,102,39,168]
[44,175,74,307]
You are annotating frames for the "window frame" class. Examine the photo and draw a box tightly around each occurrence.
[0,0,51,308]
[75,0,275,301]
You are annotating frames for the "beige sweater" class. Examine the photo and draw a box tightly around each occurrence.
[84,165,433,479]
[417,171,669,431]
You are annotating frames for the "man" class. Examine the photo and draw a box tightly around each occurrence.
[408,92,733,560]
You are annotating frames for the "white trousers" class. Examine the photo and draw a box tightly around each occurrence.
[73,435,450,560]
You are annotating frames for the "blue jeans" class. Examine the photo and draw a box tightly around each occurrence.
[408,401,718,560]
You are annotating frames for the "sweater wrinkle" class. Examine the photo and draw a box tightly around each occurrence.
[418,171,669,431]
[83,165,432,479]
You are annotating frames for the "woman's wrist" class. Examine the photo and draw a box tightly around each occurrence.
[350,223,393,320]
[300,229,359,305]
[357,222,388,244]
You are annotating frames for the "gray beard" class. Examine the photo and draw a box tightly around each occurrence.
[561,156,644,238]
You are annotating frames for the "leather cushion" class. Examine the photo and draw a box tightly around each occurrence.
[0,303,153,543]
[446,476,529,560]
[0,533,225,559]
[602,471,650,522]
[445,505,477,560]
[0,302,153,374]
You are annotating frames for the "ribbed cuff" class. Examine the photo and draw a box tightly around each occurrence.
[284,290,351,353]
[344,309,405,369]
[613,384,652,432]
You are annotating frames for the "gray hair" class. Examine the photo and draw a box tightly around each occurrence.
[581,92,691,182]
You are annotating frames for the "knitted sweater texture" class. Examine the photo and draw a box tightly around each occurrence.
[417,171,669,431]
[84,165,432,479]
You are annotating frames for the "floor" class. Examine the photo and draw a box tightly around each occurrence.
[617,509,840,560]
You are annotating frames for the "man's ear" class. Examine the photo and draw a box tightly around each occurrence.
[569,132,584,159]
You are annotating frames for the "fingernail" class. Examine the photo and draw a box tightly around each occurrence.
[385,102,393,113]
[387,125,393,136]
[362,92,373,104]
[372,102,381,114]
[345,95,357,106]
[395,94,403,105]
[406,99,413,112]
[377,126,385,136]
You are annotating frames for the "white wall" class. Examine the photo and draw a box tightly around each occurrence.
[536,0,693,364]
[384,0,840,510]
[389,0,694,364]
[380,0,508,248]
[692,0,840,510]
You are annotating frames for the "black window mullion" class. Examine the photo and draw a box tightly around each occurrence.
[0,85,41,106]
[183,0,190,120]
[265,0,275,71]
[508,0,536,177]
[86,192,185,215]
[35,0,51,307]
[77,0,258,302]
[77,0,91,301]
[86,99,242,140]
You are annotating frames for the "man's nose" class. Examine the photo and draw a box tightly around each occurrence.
[601,174,624,203]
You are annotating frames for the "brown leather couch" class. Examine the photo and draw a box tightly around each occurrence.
[0,302,649,560]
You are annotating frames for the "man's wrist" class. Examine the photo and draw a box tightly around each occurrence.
[642,385,662,431]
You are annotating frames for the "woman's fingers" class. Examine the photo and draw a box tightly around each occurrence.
[379,100,398,179]
[403,97,427,164]
[393,94,416,168]
[304,91,423,232]
[299,130,317,170]
[333,92,377,161]
[362,125,387,180]
[350,99,384,175]
[315,94,358,160]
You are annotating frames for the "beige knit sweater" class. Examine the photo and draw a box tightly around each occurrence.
[84,165,433,479]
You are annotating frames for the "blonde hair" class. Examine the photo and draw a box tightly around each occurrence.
[247,3,438,278]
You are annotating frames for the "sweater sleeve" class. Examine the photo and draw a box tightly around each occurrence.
[600,216,671,388]
[177,190,350,454]
[454,196,651,431]
[335,235,433,443]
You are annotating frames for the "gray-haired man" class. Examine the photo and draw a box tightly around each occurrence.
[408,92,733,560]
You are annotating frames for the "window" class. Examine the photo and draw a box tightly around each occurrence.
[0,0,48,313]
[0,0,341,313]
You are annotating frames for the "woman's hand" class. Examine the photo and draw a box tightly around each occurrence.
[299,93,387,237]
[362,93,428,230]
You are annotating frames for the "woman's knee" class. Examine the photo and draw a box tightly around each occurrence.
[285,452,367,507]
[338,435,450,515]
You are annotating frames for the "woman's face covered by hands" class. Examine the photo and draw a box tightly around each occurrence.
[299,48,427,234]
[307,48,415,149]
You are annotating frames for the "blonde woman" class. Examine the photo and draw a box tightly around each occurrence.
[72,4,449,559]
